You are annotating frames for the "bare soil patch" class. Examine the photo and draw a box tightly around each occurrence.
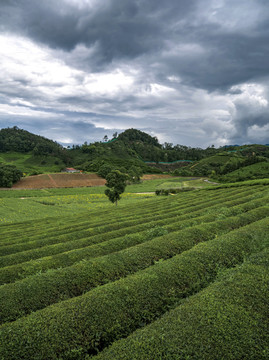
[141,174,173,180]
[12,173,106,189]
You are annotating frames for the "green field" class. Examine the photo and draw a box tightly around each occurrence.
[0,177,216,223]
[0,179,268,359]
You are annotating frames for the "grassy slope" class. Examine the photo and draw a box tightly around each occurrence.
[0,152,65,173]
[220,161,269,182]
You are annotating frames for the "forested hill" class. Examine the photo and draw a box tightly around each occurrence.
[0,126,63,155]
[117,128,160,147]
[80,128,218,163]
[0,127,268,181]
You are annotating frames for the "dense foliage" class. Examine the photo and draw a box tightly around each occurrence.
[0,126,62,155]
[0,164,22,187]
[70,128,219,172]
[105,170,127,205]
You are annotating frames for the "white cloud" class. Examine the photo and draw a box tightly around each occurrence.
[0,103,60,118]
[83,70,134,96]
[1,0,269,148]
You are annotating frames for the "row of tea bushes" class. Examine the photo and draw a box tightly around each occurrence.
[0,185,259,245]
[0,194,168,240]
[0,185,248,247]
[0,186,239,255]
[0,186,263,264]
[1,195,267,284]
[94,247,269,360]
[0,188,259,268]
[1,215,268,359]
[1,203,268,323]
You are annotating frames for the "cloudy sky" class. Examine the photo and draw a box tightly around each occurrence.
[0,0,269,147]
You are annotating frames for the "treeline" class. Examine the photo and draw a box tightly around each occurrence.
[0,127,63,155]
[78,128,218,163]
[70,128,221,175]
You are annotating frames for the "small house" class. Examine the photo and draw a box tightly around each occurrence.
[63,168,79,173]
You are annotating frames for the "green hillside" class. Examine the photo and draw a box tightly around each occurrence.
[0,127,268,186]
[0,152,66,174]
[175,147,269,181]
[220,161,269,182]
[0,126,64,155]
[0,127,70,178]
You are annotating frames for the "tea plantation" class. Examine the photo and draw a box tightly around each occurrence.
[0,180,268,359]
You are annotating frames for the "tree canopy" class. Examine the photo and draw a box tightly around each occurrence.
[0,126,63,155]
[0,164,22,187]
[104,170,127,206]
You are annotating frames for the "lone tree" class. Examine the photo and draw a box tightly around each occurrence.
[105,170,126,206]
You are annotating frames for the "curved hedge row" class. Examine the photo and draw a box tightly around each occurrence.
[0,186,256,246]
[0,215,268,359]
[0,185,245,248]
[0,187,236,255]
[0,195,170,242]
[1,203,268,323]
[0,187,264,267]
[93,247,269,360]
[1,196,267,285]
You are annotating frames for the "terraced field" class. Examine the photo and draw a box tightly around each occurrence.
[0,181,268,359]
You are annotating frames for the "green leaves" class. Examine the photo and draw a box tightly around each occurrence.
[0,164,22,187]
[105,170,127,205]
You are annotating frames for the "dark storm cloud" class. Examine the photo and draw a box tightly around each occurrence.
[232,100,269,139]
[0,109,121,146]
[1,0,269,146]
[1,0,269,89]
[0,1,195,66]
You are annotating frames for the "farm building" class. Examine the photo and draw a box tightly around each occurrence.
[63,168,80,173]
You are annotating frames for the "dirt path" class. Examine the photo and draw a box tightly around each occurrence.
[204,179,219,185]
[47,174,58,187]
[135,192,155,194]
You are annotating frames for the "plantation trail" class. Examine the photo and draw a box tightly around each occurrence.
[47,174,58,187]
[141,174,173,180]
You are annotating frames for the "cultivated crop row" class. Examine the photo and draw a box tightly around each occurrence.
[1,215,268,359]
[0,202,268,323]
[0,187,262,267]
[1,192,267,284]
[0,186,244,252]
[0,185,259,242]
[93,247,269,360]
[0,185,263,255]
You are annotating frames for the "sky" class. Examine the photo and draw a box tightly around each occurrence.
[0,0,269,148]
